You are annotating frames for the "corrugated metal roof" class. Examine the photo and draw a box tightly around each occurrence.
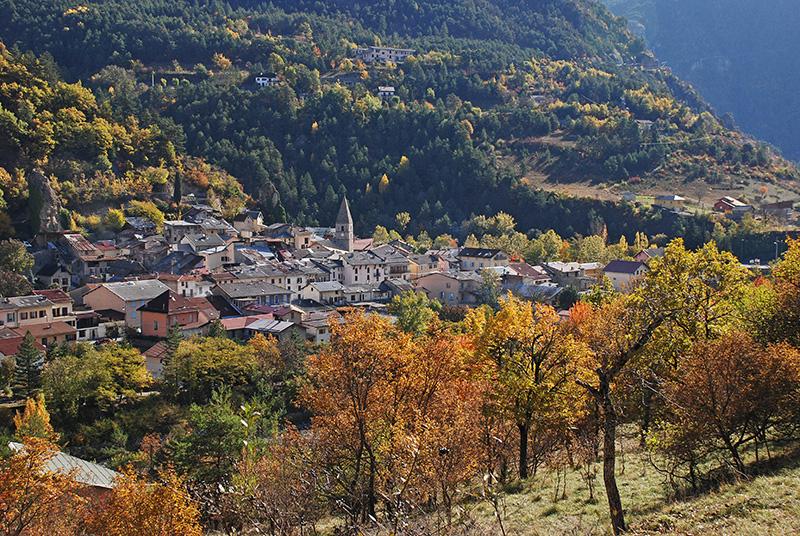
[8,442,119,489]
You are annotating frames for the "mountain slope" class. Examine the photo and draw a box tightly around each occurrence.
[604,0,800,161]
[0,0,796,244]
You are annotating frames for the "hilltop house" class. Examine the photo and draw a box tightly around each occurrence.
[377,86,395,99]
[355,46,416,64]
[761,200,795,222]
[653,194,687,210]
[714,196,751,213]
[233,210,265,238]
[255,72,280,88]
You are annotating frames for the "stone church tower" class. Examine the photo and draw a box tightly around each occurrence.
[333,196,354,252]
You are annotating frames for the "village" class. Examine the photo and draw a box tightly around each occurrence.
[2,186,770,382]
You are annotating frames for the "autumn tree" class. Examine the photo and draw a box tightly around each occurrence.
[0,239,33,275]
[631,239,750,440]
[83,468,202,536]
[248,332,282,376]
[232,428,321,534]
[571,296,669,535]
[468,295,587,479]
[653,333,800,477]
[13,393,58,441]
[757,237,800,346]
[301,312,482,529]
[0,438,86,536]
[163,337,258,403]
[387,290,441,335]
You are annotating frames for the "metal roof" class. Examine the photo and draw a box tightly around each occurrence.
[8,442,119,489]
[93,280,170,302]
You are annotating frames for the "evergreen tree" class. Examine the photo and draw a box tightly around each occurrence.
[13,333,43,399]
[163,324,183,371]
[207,320,227,339]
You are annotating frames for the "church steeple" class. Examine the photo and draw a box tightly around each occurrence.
[334,196,354,252]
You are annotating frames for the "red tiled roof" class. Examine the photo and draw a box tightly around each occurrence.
[220,314,274,330]
[0,327,45,356]
[186,297,220,320]
[33,289,72,304]
[144,341,168,360]
[509,262,548,279]
[19,322,77,338]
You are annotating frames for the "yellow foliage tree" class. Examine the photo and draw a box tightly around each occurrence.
[83,468,202,536]
[378,173,389,193]
[14,393,58,441]
[0,437,86,535]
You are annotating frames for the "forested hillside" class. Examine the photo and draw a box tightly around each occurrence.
[605,0,800,161]
[0,0,796,243]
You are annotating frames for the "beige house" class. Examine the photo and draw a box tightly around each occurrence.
[0,290,78,347]
[82,280,171,330]
[233,210,265,238]
[177,233,235,271]
[301,281,346,305]
[603,260,649,292]
[408,253,447,278]
[653,194,687,210]
[458,248,509,271]
[414,271,482,306]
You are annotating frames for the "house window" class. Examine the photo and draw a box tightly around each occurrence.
[154,320,159,331]
[20,312,28,320]
[39,311,46,318]
[6,313,14,322]
[52,308,59,317]
[61,307,67,316]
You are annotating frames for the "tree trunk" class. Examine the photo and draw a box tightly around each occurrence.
[518,422,529,479]
[639,378,653,447]
[602,392,626,535]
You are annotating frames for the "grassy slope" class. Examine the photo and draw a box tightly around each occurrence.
[436,433,800,535]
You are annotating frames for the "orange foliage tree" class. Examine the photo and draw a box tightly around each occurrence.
[467,295,588,479]
[300,312,484,530]
[83,468,202,536]
[655,332,800,476]
[0,438,85,536]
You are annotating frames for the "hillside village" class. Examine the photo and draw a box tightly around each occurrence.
[0,187,778,381]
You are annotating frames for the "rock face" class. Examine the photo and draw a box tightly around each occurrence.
[28,169,62,233]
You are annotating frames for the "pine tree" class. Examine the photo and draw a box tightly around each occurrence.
[163,324,183,370]
[13,332,43,399]
[207,320,227,339]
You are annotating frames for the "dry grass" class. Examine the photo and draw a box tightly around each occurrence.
[314,432,800,535]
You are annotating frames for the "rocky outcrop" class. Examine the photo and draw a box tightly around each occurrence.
[27,169,62,234]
